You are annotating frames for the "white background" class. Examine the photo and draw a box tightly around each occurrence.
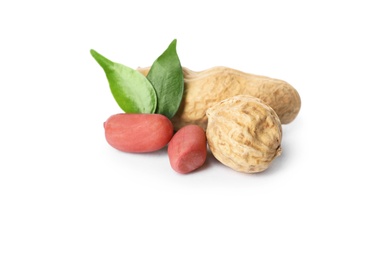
[1,0,389,259]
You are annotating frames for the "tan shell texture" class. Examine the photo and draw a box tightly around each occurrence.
[138,66,301,131]
[206,95,282,173]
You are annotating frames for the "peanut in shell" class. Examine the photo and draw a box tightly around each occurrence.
[206,95,282,173]
[138,66,301,131]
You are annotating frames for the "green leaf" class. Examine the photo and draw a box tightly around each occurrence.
[146,39,184,119]
[90,49,157,114]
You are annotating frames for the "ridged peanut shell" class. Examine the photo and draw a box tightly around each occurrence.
[206,95,282,173]
[138,66,300,130]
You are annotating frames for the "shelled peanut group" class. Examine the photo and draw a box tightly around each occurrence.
[104,113,207,174]
[104,66,301,174]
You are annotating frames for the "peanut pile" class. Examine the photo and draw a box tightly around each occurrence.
[139,66,300,173]
[94,41,300,174]
[106,65,300,174]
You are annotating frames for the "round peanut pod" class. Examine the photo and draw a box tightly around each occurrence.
[138,66,301,130]
[206,95,282,173]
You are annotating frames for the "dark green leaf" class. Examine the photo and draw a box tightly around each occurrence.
[90,49,157,114]
[146,39,184,118]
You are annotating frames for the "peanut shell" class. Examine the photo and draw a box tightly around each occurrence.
[138,66,300,130]
[206,95,282,173]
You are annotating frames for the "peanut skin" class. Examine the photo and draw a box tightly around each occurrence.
[138,66,301,130]
[104,113,173,153]
[167,125,207,174]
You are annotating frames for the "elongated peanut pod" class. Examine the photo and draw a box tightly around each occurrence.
[104,113,173,153]
[138,66,301,130]
[168,125,207,174]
